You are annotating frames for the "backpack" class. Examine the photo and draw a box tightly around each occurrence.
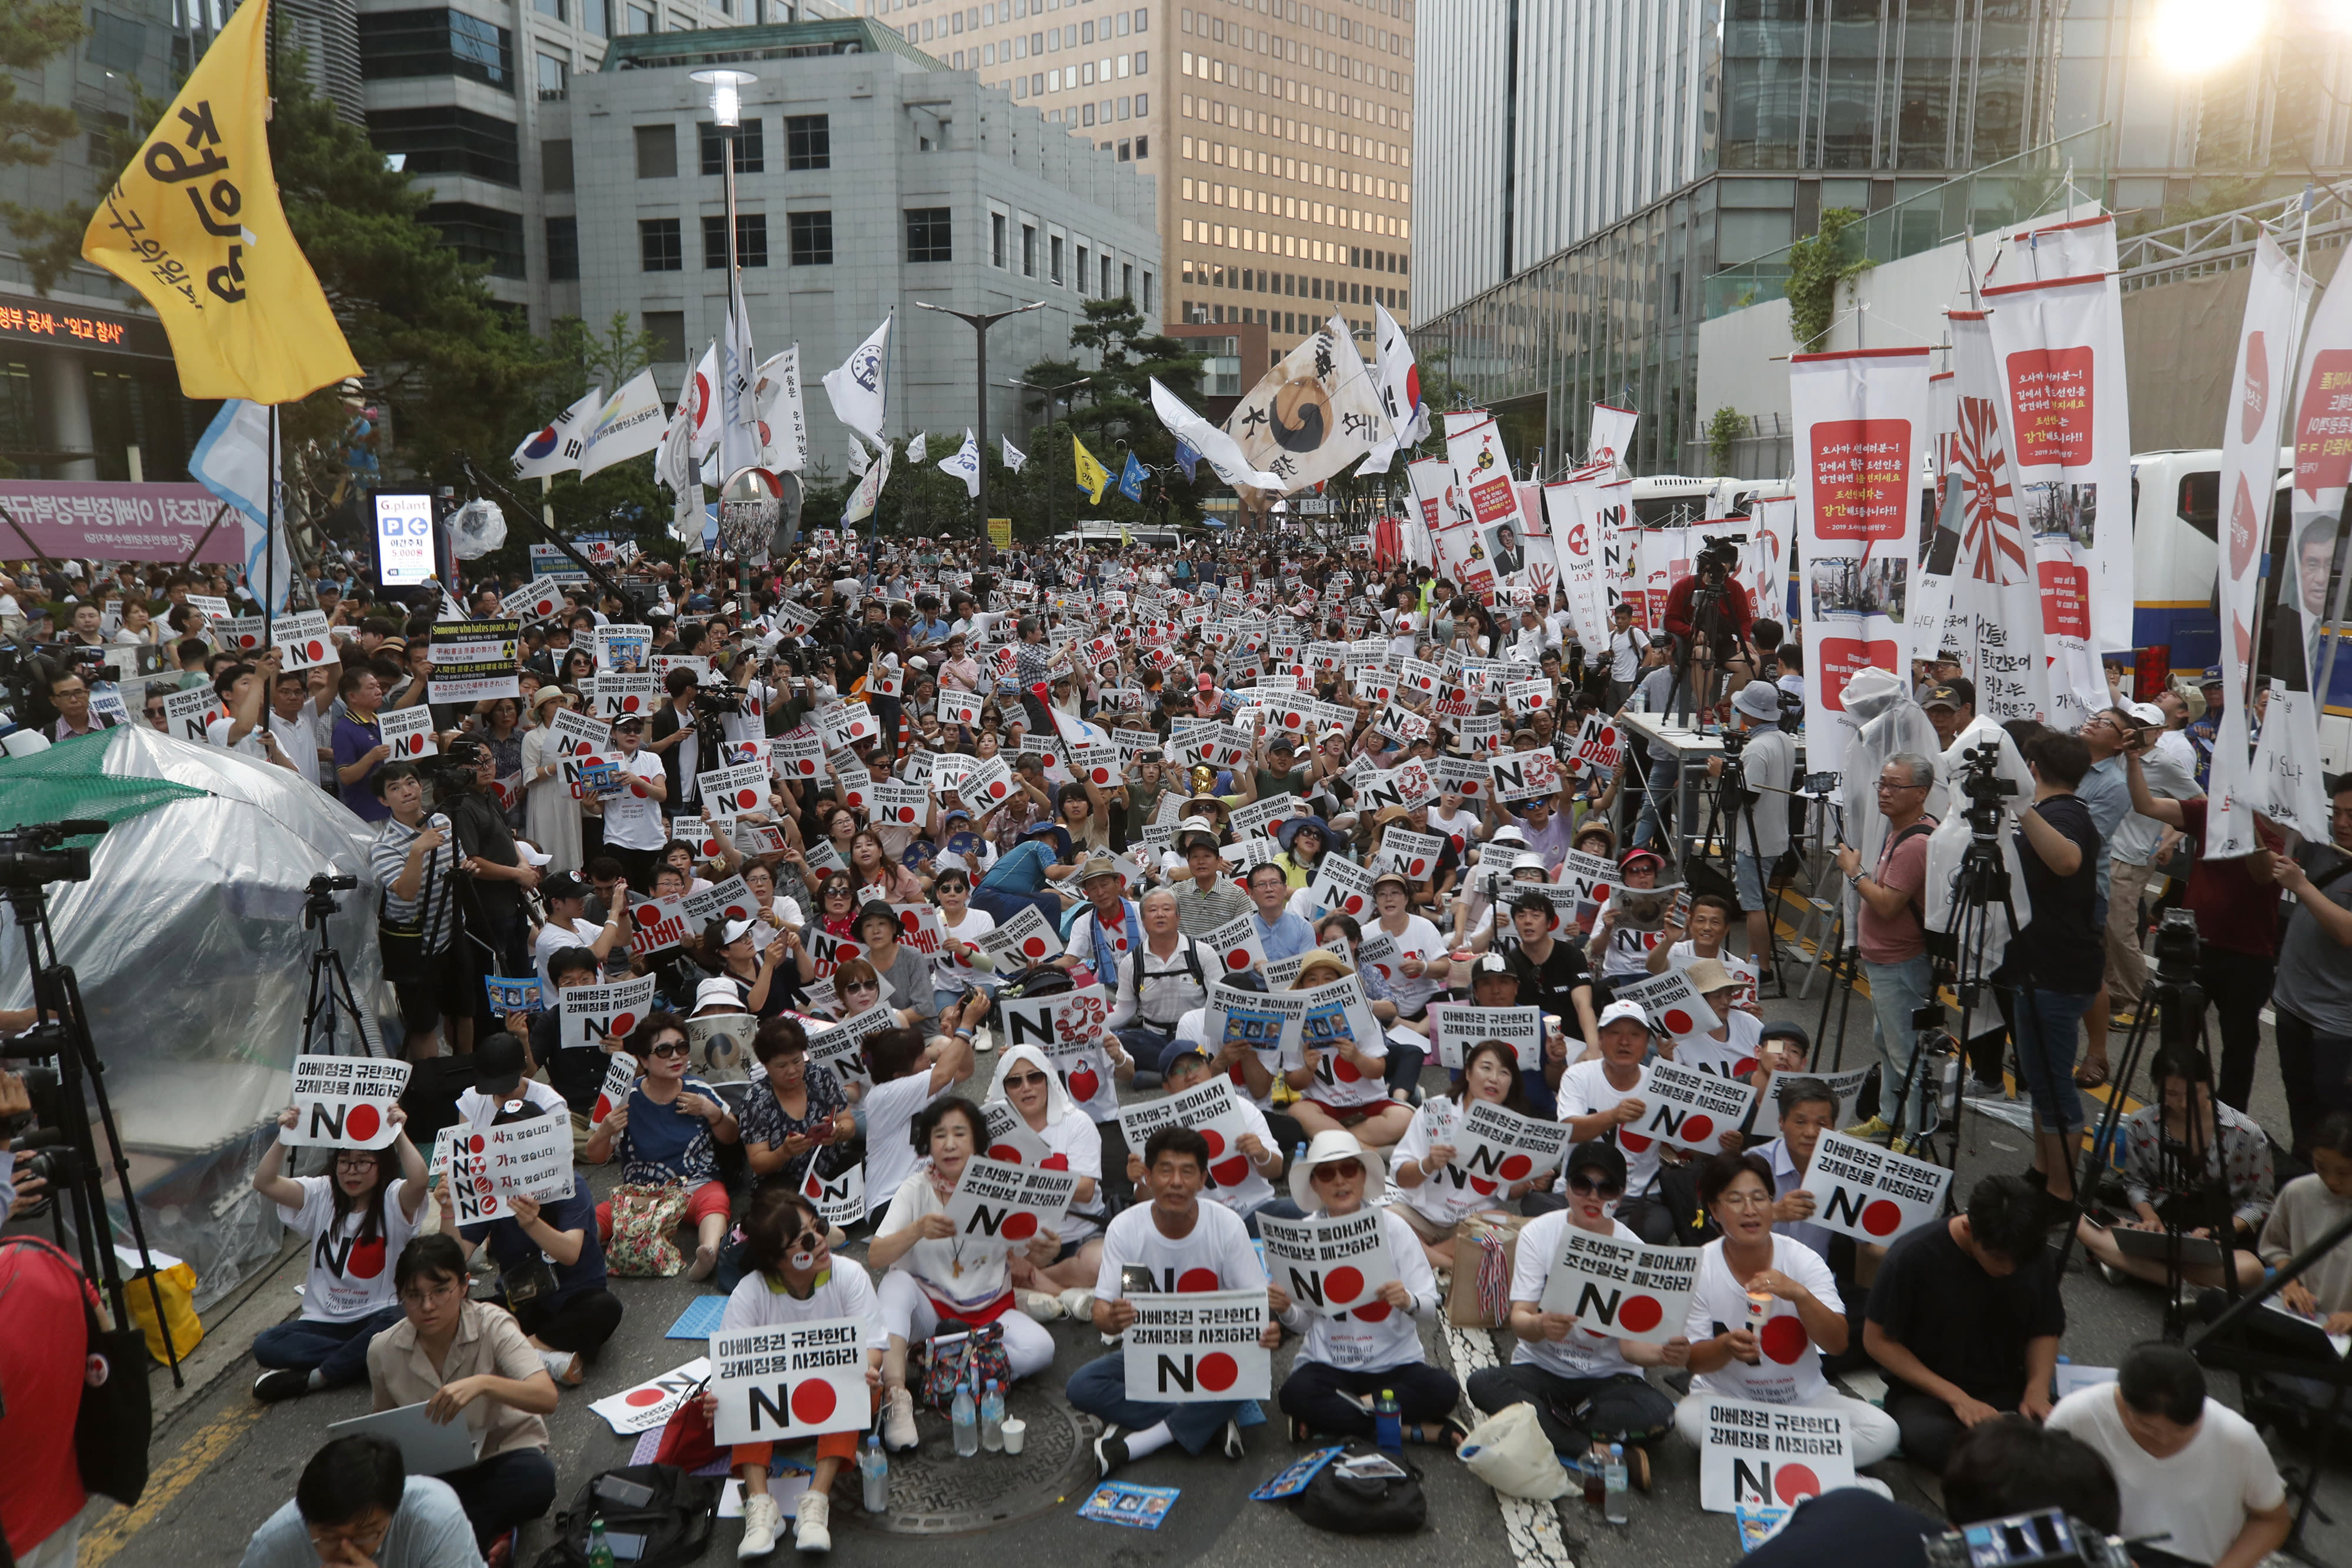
[1287,1443,1427,1534]
[531,1464,720,1568]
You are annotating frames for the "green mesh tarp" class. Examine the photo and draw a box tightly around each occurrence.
[0,729,209,840]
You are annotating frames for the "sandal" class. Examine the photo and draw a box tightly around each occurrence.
[1289,1415,1315,1444]
[2073,1058,2110,1089]
[1628,1445,1653,1493]
[1429,1417,1472,1452]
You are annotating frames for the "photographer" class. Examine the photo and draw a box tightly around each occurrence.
[647,665,706,815]
[1711,680,1797,989]
[442,737,537,1000]
[1834,751,1939,1147]
[366,761,469,1061]
[1661,537,1756,714]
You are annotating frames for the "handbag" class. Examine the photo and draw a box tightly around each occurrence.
[1445,1213,1526,1328]
[0,1238,155,1509]
[1288,1443,1426,1533]
[917,1319,1012,1412]
[1458,1402,1572,1500]
[121,1259,205,1363]
[606,1182,693,1277]
[650,1378,719,1471]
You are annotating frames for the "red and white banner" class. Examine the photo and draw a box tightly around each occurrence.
[1545,471,1613,652]
[1945,310,2053,728]
[1790,346,1930,774]
[1593,478,1638,627]
[1444,418,1525,597]
[1587,402,1638,470]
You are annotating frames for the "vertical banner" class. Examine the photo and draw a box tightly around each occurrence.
[1982,272,2123,720]
[1790,346,1930,774]
[2267,233,2349,843]
[1946,312,2054,728]
[1545,474,1612,653]
[1742,497,1793,630]
[1906,369,1963,663]
[1587,403,1639,470]
[1443,418,1524,597]
[1593,478,1638,626]
[1515,479,1561,608]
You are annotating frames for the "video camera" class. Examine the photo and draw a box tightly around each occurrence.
[693,681,746,720]
[0,820,104,892]
[1953,739,2016,837]
[1921,1510,2132,1568]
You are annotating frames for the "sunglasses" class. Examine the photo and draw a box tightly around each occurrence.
[647,1039,691,1058]
[1312,1159,1364,1182]
[1567,1174,1625,1199]
[1003,1070,1049,1087]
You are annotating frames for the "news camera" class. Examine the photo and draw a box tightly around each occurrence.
[1921,1510,2132,1568]
[0,820,103,892]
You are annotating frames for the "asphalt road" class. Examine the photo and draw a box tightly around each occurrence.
[54,962,2352,1568]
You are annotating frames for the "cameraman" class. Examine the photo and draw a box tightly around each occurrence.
[1710,680,1797,991]
[1662,539,1755,713]
[442,735,536,995]
[366,761,469,1061]
[647,666,706,816]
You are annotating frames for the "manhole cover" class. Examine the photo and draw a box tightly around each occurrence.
[831,1385,1100,1535]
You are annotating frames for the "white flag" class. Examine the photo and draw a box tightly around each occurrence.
[511,386,603,480]
[1003,435,1028,473]
[843,442,892,524]
[1222,315,1386,493]
[658,403,700,536]
[905,431,928,464]
[189,399,293,614]
[1361,300,1428,474]
[846,437,871,477]
[579,369,669,476]
[1588,403,1639,470]
[719,277,761,480]
[823,315,893,446]
[938,428,981,499]
[754,347,807,473]
[1148,377,1284,490]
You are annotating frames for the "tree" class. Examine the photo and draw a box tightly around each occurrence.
[1003,295,1207,541]
[0,0,83,172]
[1785,207,1874,351]
[545,312,663,405]
[1706,406,1746,474]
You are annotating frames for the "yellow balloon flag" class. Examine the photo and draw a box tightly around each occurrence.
[1073,435,1111,506]
[81,0,359,404]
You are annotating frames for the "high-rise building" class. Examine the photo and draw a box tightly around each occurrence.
[1409,2,2352,476]
[868,0,1416,372]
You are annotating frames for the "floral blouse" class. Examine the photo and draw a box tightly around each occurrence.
[2119,1100,2274,1230]
[739,1061,850,1192]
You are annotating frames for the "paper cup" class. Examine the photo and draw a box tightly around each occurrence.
[1000,1416,1027,1455]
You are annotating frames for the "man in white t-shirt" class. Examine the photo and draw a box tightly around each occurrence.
[1604,603,1649,706]
[1070,1124,1279,1475]
[267,663,336,787]
[1556,1001,1674,1242]
[532,871,627,1004]
[1712,680,1796,987]
[206,653,298,772]
[594,713,669,887]
[2047,1342,2289,1568]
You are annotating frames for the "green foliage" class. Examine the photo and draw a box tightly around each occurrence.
[1706,406,1746,474]
[545,312,662,405]
[0,0,83,170]
[1785,207,1874,352]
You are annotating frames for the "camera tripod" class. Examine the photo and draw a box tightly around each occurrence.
[300,873,380,1061]
[1689,738,1795,1000]
[1,820,183,1385]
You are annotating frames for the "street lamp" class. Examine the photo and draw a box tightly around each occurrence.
[916,297,1046,560]
[1001,375,1090,547]
[693,66,763,557]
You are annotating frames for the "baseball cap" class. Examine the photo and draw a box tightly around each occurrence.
[1598,999,1649,1031]
[1471,951,1515,978]
[541,870,589,901]
[1619,847,1665,873]
[2126,700,2165,728]
[610,713,646,730]
[475,1034,527,1095]
[1921,676,1976,711]
[1563,1139,1629,1192]
[2201,664,2226,688]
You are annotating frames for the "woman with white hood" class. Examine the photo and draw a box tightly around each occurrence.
[984,1042,1108,1313]
[1269,1131,1464,1447]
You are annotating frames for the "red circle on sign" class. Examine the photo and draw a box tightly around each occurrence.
[1760,1316,1809,1365]
[1354,1299,1393,1322]
[1210,1155,1250,1186]
[1201,1128,1227,1158]
[1197,1353,1239,1392]
[1619,1130,1653,1153]
[900,911,921,933]
[1040,1154,1070,1171]
[305,640,323,660]
[987,1143,1023,1163]
[1862,1199,1904,1236]
[593,1094,614,1121]
[804,1172,824,1197]
[797,760,816,775]
[612,1011,639,1036]
[736,788,760,809]
[1681,1114,1714,1144]
[625,1388,666,1407]
[346,1104,382,1144]
[1068,1065,1100,1102]
[1662,1009,1694,1035]
[1091,767,1112,784]
[1773,1464,1822,1505]
[1342,894,1365,915]
[1734,1057,1756,1077]
[1177,1268,1220,1293]
[1325,1266,1365,1303]
[724,902,749,921]
[1618,1295,1664,1334]
[469,1135,486,1154]
[1022,937,1047,958]
[1225,950,1251,971]
[622,696,642,712]
[1498,1153,1533,1182]
[1409,858,1426,877]
[790,1380,839,1425]
[636,907,663,927]
[1001,1212,1038,1240]
[1470,1176,1498,1195]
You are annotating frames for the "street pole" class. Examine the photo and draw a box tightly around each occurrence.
[917,298,1045,564]
[1000,374,1088,559]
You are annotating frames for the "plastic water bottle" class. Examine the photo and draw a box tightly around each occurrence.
[1373,1387,1402,1453]
[980,1379,1005,1452]
[860,1435,889,1514]
[1604,1444,1629,1524]
[952,1373,980,1457]
[586,1520,617,1568]
[1582,1443,1607,1512]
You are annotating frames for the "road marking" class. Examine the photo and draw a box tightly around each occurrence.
[79,1391,269,1568]
[1441,1316,1576,1568]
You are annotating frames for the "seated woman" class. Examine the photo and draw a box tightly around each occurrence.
[740,1015,858,1204]
[1271,1131,1462,1447]
[928,868,997,1046]
[705,1186,886,1558]
[582,1010,740,1279]
[248,1100,429,1403]
[1389,1039,1539,1273]
[2077,1046,2271,1292]
[865,1098,1064,1452]
[697,916,795,1019]
[1671,1149,1899,1465]
[1467,1141,1689,1483]
[984,1045,1107,1309]
[847,901,944,1045]
[1286,950,1414,1149]
[447,1099,623,1385]
[366,1234,559,1566]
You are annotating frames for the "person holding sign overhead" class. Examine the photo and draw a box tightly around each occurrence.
[1671,1151,1899,1465]
[1270,1131,1462,1447]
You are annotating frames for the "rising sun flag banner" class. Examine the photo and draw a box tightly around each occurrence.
[81,0,359,403]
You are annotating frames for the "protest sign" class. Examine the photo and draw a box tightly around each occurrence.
[162,683,225,742]
[978,904,1063,967]
[1294,975,1384,1062]
[1123,1289,1269,1402]
[451,1115,572,1217]
[997,985,1112,1064]
[682,876,755,928]
[559,972,657,1051]
[1305,854,1374,920]
[1432,753,1489,802]
[1697,1398,1854,1513]
[873,780,928,828]
[1606,967,1721,1040]
[270,610,333,672]
[595,624,652,673]
[588,1051,640,1131]
[771,726,824,781]
[939,689,983,726]
[800,1163,866,1227]
[1533,1223,1699,1340]
[1488,748,1561,805]
[803,1003,894,1083]
[698,762,770,818]
[1200,912,1269,977]
[280,1057,412,1148]
[378,704,436,760]
[1798,1129,1952,1242]
[550,707,609,755]
[500,574,565,623]
[484,975,540,1014]
[1636,1059,1757,1151]
[1114,1076,1257,1188]
[1428,1004,1544,1069]
[709,1319,872,1445]
[1201,982,1307,1073]
[427,618,520,703]
[1371,827,1446,882]
[590,1358,712,1435]
[1257,1209,1396,1318]
[981,1097,1055,1166]
[627,894,693,958]
[1454,1098,1571,1192]
[1573,714,1626,773]
[215,613,266,652]
[595,673,658,720]
[1228,794,1298,840]
[943,1154,1078,1245]
[961,754,1015,809]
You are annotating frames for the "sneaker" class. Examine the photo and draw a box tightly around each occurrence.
[883,1387,920,1452]
[2109,1008,2141,1029]
[738,1492,783,1559]
[252,1368,310,1403]
[1221,1419,1246,1460]
[793,1490,831,1554]
[1017,1289,1065,1322]
[1888,1135,1919,1157]
[1057,1286,1096,1322]
[1842,1114,1892,1142]
[1094,1425,1131,1478]
[973,1027,994,1054]
[1962,1076,2008,1102]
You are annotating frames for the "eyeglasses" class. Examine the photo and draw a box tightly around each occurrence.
[1003,1071,1049,1086]
[1715,1189,1775,1211]
[333,1153,380,1172]
[647,1039,691,1059]
[1566,1174,1625,1199]
[398,1279,463,1306]
[1312,1159,1364,1182]
[1876,780,1927,793]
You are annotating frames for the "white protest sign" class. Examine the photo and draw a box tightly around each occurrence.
[1354,931,1403,987]
[1697,1398,1854,1514]
[1798,1129,1952,1243]
[771,726,825,781]
[939,689,983,726]
[453,1115,573,1213]
[1257,1209,1396,1318]
[996,985,1112,1064]
[1371,827,1446,882]
[1608,967,1721,1041]
[1305,854,1375,920]
[1432,753,1489,802]
[596,673,658,720]
[590,1357,712,1434]
[1637,1059,1756,1151]
[699,761,770,818]
[215,613,266,653]
[1454,1098,1570,1193]
[1201,982,1308,1076]
[627,894,693,957]
[802,1003,894,1083]
[1487,748,1561,804]
[709,1319,871,1445]
[943,1154,1078,1247]
[1114,1075,1258,1189]
[981,1098,1055,1166]
[163,683,225,742]
[280,1057,412,1148]
[978,903,1063,967]
[588,1051,639,1131]
[379,704,436,761]
[500,574,566,623]
[1573,714,1626,773]
[270,610,334,671]
[800,1163,866,1226]
[1228,794,1298,840]
[559,972,658,1051]
[682,876,756,928]
[1122,1289,1270,1402]
[1428,1004,1544,1070]
[1534,1223,1700,1341]
[1200,912,1269,978]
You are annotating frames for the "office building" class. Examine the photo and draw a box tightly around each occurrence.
[867,0,1415,369]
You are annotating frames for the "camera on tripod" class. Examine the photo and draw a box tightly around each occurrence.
[303,871,359,928]
[693,682,746,720]
[0,820,105,890]
[2150,907,2200,977]
[1922,1509,2132,1568]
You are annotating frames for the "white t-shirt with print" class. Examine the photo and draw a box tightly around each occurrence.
[1556,1059,1660,1200]
[1508,1211,1643,1380]
[1282,1205,1439,1375]
[453,1080,569,1129]
[1670,1011,1762,1079]
[1682,1233,1842,1407]
[535,917,607,1005]
[279,1174,417,1322]
[600,751,668,850]
[1371,914,1448,1015]
[1393,1096,1511,1228]
[935,907,996,989]
[2046,1386,2286,1567]
[863,1070,953,1202]
[880,1170,1011,1316]
[719,1253,890,1349]
[1092,1196,1266,1299]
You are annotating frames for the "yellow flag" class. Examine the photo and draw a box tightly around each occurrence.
[1073,436,1110,505]
[81,0,359,403]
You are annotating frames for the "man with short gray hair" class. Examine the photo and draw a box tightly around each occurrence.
[1833,751,1940,1149]
[1110,887,1212,1083]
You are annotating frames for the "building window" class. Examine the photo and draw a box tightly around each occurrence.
[1135,133,1148,158]
[423,202,526,278]
[542,137,573,192]
[634,123,677,179]
[546,215,579,280]
[1049,234,1063,283]
[1122,262,1133,299]
[905,206,953,262]
[1100,255,1111,296]
[356,9,513,91]
[368,106,522,186]
[583,0,606,36]
[536,52,567,100]
[1076,245,1090,293]
[533,0,563,20]
[1118,137,1131,161]
[702,212,768,268]
[1021,222,1037,276]
[699,119,764,175]
[643,310,687,362]
[640,216,682,271]
[1142,270,1152,310]
[626,4,654,31]
[788,209,833,265]
[785,113,830,169]
[991,211,1007,268]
